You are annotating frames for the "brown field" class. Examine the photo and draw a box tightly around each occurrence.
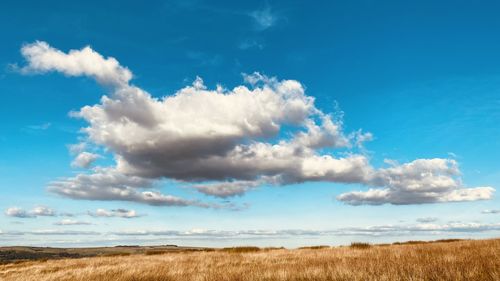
[0,238,499,281]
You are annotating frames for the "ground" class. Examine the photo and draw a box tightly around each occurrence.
[0,238,499,281]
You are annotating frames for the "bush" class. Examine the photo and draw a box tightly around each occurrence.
[298,246,330,250]
[350,242,371,249]
[220,247,261,253]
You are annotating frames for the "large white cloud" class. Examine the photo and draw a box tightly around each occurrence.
[20,41,495,206]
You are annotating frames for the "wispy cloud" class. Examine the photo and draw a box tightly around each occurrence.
[26,122,51,130]
[238,38,265,50]
[186,51,223,66]
[250,6,276,30]
[416,217,438,223]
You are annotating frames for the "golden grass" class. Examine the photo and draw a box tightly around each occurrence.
[1,238,499,281]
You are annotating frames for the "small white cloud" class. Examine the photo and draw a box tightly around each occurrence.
[71,152,101,168]
[5,207,34,218]
[5,206,56,218]
[352,130,373,147]
[89,208,142,218]
[68,142,87,155]
[20,41,132,88]
[31,206,57,216]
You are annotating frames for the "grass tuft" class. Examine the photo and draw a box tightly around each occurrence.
[220,246,261,253]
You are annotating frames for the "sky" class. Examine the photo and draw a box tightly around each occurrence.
[0,0,500,248]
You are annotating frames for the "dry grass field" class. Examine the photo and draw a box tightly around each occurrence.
[0,238,499,281]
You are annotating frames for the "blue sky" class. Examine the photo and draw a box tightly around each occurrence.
[1,0,499,247]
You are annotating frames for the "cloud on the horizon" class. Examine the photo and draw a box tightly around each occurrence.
[54,219,92,226]
[0,219,500,241]
[5,206,57,218]
[109,222,500,238]
[482,209,500,214]
[2,221,500,239]
[29,230,100,235]
[335,222,500,236]
[18,41,495,207]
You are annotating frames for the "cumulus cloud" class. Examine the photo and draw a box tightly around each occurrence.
[19,42,495,206]
[54,219,92,225]
[89,208,141,218]
[71,152,101,168]
[5,207,34,218]
[20,41,132,87]
[337,159,494,205]
[5,206,56,218]
[31,206,57,216]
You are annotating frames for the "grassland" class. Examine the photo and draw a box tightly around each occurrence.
[0,245,203,264]
[0,238,499,281]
